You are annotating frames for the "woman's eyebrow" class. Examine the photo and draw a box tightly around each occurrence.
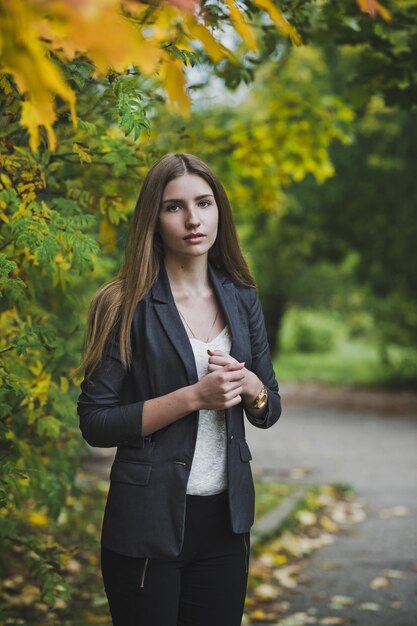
[161,193,214,204]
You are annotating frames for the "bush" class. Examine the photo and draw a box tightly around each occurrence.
[280,308,344,353]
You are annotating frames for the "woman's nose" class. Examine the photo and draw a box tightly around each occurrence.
[185,207,200,227]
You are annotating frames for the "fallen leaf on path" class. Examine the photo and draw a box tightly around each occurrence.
[277,612,317,625]
[258,552,276,567]
[381,569,407,579]
[329,595,355,609]
[296,510,317,525]
[379,505,408,518]
[370,576,390,589]
[279,531,334,557]
[258,551,288,567]
[273,564,301,589]
[320,515,339,532]
[250,560,275,579]
[331,501,366,524]
[248,608,278,621]
[319,618,346,625]
[359,602,380,611]
[254,583,281,601]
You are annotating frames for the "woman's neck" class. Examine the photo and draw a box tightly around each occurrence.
[164,255,210,298]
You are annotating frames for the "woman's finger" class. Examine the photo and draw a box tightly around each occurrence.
[207,363,223,372]
[207,349,225,356]
[224,384,243,397]
[222,369,245,382]
[208,355,238,367]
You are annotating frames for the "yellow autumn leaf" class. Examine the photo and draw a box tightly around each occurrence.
[45,0,161,76]
[159,56,191,115]
[223,0,258,52]
[20,99,57,152]
[60,376,69,393]
[320,515,339,532]
[27,511,49,526]
[73,142,92,164]
[248,608,277,622]
[185,15,234,63]
[54,254,71,270]
[0,173,12,187]
[1,0,77,151]
[33,373,52,407]
[28,360,43,376]
[99,217,117,253]
[356,0,392,22]
[251,0,302,45]
[273,553,288,565]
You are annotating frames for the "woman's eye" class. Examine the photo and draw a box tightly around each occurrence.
[166,204,181,212]
[198,200,211,207]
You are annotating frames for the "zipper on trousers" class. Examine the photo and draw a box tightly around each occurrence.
[140,557,149,588]
[243,534,249,573]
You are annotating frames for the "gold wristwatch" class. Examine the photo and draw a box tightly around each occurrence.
[246,383,268,410]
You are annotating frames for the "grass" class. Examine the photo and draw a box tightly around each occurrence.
[274,337,417,389]
[254,480,295,520]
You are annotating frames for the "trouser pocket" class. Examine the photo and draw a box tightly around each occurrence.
[139,557,149,589]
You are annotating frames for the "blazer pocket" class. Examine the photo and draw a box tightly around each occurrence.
[238,438,253,462]
[110,460,152,485]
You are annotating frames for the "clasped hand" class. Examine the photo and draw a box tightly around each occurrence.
[193,349,258,410]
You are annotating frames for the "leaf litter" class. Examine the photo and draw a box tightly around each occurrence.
[246,484,366,624]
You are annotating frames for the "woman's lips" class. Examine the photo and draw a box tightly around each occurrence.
[183,233,205,242]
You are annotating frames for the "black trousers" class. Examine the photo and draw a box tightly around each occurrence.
[100,489,250,626]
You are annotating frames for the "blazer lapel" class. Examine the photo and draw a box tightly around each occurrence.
[151,263,198,384]
[207,263,247,364]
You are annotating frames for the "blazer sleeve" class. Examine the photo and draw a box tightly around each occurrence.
[76,337,144,448]
[245,287,282,429]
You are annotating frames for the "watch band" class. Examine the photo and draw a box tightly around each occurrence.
[245,383,268,410]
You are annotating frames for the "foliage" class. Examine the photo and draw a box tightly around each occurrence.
[284,96,417,374]
[280,308,344,354]
[275,336,417,388]
[0,0,305,151]
[294,0,417,109]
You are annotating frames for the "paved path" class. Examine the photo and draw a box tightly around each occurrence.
[246,394,417,626]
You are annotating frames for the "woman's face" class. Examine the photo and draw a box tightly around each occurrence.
[157,174,219,262]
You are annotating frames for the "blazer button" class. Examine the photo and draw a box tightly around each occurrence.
[229,434,234,442]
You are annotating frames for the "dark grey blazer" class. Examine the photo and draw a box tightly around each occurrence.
[77,261,281,558]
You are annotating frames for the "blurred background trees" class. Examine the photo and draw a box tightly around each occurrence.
[1,0,416,621]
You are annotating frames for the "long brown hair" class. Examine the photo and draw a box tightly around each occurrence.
[74,153,256,379]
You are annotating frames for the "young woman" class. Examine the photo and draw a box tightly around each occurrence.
[76,153,281,626]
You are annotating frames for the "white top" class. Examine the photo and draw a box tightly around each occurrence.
[186,325,232,496]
